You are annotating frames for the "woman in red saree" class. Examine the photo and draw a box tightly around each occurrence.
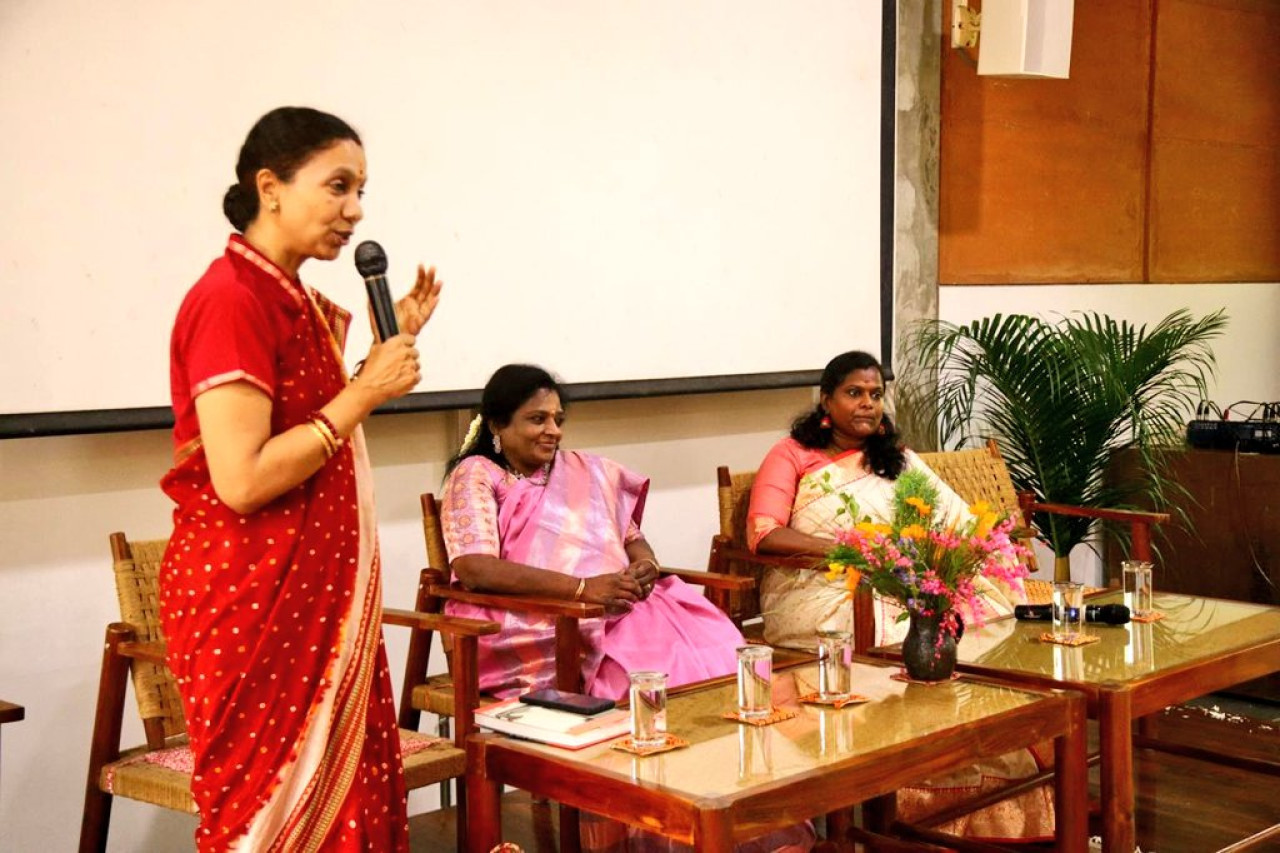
[160,107,441,852]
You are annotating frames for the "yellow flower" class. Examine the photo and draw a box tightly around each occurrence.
[969,500,991,516]
[905,496,933,516]
[855,521,892,537]
[825,563,846,582]
[899,524,927,540]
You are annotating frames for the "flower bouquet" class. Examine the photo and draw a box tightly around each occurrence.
[821,467,1032,679]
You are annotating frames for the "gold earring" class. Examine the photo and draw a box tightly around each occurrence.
[269,200,280,213]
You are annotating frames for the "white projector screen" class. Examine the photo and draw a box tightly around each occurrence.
[1,1,884,426]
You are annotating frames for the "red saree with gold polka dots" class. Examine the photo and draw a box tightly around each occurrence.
[159,236,408,852]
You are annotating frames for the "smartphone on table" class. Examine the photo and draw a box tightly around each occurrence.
[519,688,616,716]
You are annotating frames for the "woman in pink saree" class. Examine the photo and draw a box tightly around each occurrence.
[747,350,1051,842]
[440,364,745,700]
[441,364,813,853]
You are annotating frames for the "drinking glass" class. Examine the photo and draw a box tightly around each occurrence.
[816,629,854,699]
[628,671,668,748]
[1121,559,1154,618]
[735,645,773,719]
[1051,581,1085,641]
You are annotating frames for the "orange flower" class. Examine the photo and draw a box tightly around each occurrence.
[905,496,932,516]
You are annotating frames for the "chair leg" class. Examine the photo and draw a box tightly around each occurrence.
[438,715,453,809]
[80,624,133,853]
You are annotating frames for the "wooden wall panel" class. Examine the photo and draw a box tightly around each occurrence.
[940,0,1280,285]
[1148,0,1280,281]
[940,0,1153,284]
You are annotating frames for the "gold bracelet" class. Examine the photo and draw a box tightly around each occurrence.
[307,421,337,459]
[636,557,659,573]
[572,577,587,601]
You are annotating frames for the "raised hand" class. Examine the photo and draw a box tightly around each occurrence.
[395,264,443,336]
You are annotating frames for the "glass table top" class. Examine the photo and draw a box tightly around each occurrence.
[955,591,1280,684]
[491,660,1062,801]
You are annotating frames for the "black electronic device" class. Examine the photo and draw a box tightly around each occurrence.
[1013,603,1131,625]
[353,240,400,342]
[518,688,616,716]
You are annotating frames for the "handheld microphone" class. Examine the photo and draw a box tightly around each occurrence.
[1013,603,1131,625]
[354,240,399,342]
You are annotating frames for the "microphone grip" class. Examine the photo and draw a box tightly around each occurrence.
[364,275,400,342]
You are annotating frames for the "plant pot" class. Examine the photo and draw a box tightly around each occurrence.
[902,610,958,682]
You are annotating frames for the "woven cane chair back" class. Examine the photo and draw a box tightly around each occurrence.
[915,440,1021,519]
[109,534,186,744]
[713,467,770,623]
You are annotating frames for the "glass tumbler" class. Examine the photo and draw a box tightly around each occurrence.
[1121,559,1154,618]
[816,629,854,699]
[735,645,773,719]
[628,671,668,748]
[1051,581,1085,642]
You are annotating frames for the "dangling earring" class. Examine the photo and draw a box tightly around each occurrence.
[820,413,832,429]
[877,423,886,435]
[492,434,502,454]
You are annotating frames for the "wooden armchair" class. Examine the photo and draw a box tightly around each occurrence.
[708,466,878,653]
[708,440,1169,653]
[399,492,755,733]
[80,532,499,853]
[918,440,1170,583]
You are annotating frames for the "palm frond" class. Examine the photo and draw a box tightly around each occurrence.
[905,309,1227,556]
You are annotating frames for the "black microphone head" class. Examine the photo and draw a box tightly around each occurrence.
[1093,604,1131,625]
[354,240,388,277]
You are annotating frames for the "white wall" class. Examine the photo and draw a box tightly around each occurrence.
[940,281,1280,585]
[0,387,812,851]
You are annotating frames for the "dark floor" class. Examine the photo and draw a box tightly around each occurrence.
[410,695,1280,853]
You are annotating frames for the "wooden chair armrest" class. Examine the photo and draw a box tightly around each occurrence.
[381,607,501,637]
[714,539,827,571]
[117,639,168,665]
[426,583,606,618]
[1024,499,1170,525]
[658,566,755,591]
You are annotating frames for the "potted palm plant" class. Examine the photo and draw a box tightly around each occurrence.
[903,309,1227,581]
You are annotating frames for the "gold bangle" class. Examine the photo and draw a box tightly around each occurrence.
[307,421,337,459]
[572,577,587,601]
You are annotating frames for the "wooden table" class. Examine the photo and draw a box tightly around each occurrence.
[466,658,1088,852]
[898,591,1280,852]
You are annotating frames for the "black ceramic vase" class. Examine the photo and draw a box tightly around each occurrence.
[902,610,958,682]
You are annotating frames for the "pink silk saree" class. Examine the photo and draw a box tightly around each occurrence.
[441,450,743,700]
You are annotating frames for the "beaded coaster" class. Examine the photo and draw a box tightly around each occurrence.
[720,707,798,726]
[1039,632,1101,646]
[797,692,870,709]
[890,670,962,685]
[1131,611,1166,623]
[610,733,689,756]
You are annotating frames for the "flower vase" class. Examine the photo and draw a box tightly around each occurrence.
[902,610,957,682]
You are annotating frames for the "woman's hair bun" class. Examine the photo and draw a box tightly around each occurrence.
[222,183,258,232]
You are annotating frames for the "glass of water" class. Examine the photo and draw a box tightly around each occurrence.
[628,670,668,747]
[1121,559,1154,618]
[1051,581,1085,642]
[735,645,773,719]
[816,629,854,700]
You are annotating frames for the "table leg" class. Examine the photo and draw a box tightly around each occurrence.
[863,792,896,835]
[1098,690,1136,853]
[693,810,735,853]
[466,738,502,853]
[1054,694,1089,853]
